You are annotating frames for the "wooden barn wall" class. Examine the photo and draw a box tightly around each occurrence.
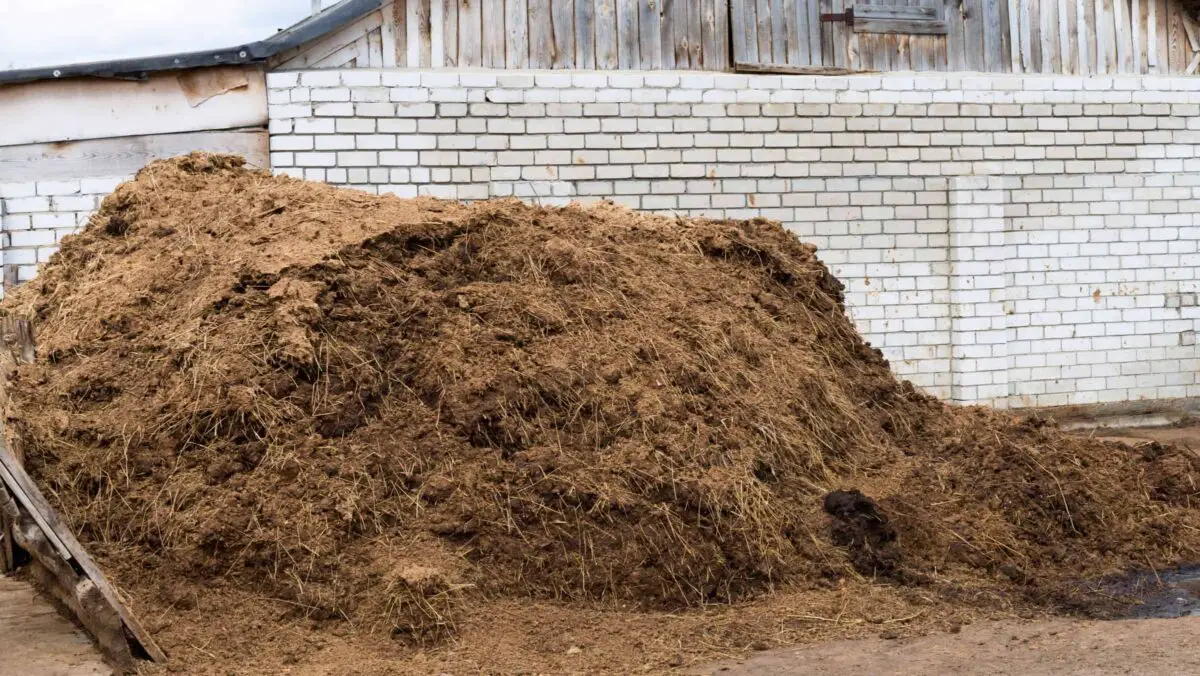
[722,0,1195,72]
[1006,0,1200,74]
[391,0,730,70]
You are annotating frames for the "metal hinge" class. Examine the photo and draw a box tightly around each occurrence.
[820,8,855,25]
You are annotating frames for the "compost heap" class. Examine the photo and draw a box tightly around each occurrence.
[5,155,1200,659]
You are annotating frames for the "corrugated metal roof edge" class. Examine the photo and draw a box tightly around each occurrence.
[0,0,382,86]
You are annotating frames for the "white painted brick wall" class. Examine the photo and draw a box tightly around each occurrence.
[0,176,126,295]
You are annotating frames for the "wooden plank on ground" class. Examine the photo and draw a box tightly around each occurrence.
[595,0,618,67]
[576,0,597,67]
[638,0,661,68]
[507,0,530,67]
[616,0,640,67]
[0,439,166,663]
[482,0,506,66]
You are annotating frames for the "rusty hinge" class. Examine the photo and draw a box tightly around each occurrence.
[820,7,855,25]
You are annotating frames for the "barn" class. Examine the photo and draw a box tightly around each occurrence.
[1,0,1199,411]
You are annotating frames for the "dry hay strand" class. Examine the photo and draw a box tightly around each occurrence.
[3,154,1200,671]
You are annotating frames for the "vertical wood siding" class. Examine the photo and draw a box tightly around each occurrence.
[393,0,730,69]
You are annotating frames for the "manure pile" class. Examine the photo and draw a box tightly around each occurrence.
[4,154,1200,671]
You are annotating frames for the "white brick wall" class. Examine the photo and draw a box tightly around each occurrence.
[0,176,127,294]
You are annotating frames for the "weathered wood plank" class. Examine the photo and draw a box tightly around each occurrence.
[418,0,433,67]
[1008,0,1023,70]
[710,0,729,68]
[950,0,969,70]
[482,0,506,66]
[595,0,619,67]
[1169,0,1186,72]
[381,1,400,66]
[0,129,268,183]
[529,0,554,66]
[394,0,408,66]
[785,0,802,64]
[458,0,482,66]
[0,435,167,664]
[1019,0,1034,70]
[703,0,728,69]
[732,0,756,66]
[1115,0,1130,72]
[1157,0,1169,72]
[855,18,949,35]
[638,0,661,68]
[430,0,445,66]
[770,0,787,62]
[616,0,640,67]
[406,0,421,66]
[806,0,820,63]
[687,0,703,64]
[755,0,773,62]
[507,0,530,67]
[984,0,1005,70]
[441,0,458,66]
[576,0,597,67]
[1058,0,1073,72]
[734,62,865,74]
[1041,0,1055,71]
[1093,0,1106,72]
[1132,0,1142,72]
[662,0,678,67]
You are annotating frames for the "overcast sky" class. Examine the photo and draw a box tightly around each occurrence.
[0,1,323,70]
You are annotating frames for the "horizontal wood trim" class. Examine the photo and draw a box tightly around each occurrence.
[0,68,267,148]
[0,128,267,183]
[854,18,949,34]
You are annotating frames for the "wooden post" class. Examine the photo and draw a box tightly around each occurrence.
[312,0,322,16]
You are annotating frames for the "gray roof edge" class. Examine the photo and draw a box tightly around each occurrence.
[0,0,383,86]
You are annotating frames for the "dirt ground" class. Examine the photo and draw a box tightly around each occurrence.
[702,616,1200,675]
[700,422,1200,675]
[0,574,110,676]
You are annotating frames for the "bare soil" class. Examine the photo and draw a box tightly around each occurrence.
[3,156,1199,674]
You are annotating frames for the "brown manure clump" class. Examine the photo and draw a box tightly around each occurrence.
[4,154,1200,672]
